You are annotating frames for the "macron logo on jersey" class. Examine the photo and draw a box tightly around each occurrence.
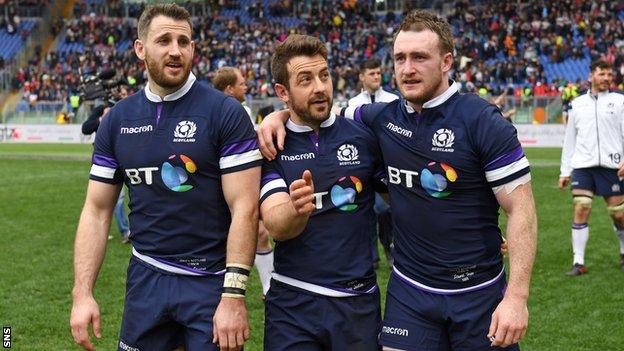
[120,125,153,134]
[381,326,409,337]
[281,152,315,161]
[386,122,413,138]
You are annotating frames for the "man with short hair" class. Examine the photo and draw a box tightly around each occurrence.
[260,34,385,351]
[258,10,537,351]
[213,66,275,297]
[345,58,399,267]
[70,4,261,351]
[212,66,253,122]
[348,58,399,107]
[560,59,624,276]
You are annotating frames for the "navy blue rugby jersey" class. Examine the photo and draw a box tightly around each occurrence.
[89,73,262,275]
[352,83,530,294]
[260,114,386,296]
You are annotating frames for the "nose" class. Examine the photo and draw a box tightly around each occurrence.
[401,58,417,76]
[169,42,182,58]
[312,75,326,93]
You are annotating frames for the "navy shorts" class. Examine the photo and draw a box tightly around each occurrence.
[264,280,381,351]
[379,272,519,351]
[118,257,222,351]
[571,167,623,197]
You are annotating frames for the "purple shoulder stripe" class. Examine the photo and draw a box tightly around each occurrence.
[484,146,524,171]
[261,171,281,186]
[354,106,363,124]
[220,138,258,157]
[92,154,118,168]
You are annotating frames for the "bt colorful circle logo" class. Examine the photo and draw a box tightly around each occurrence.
[161,154,197,192]
[420,162,457,198]
[330,176,363,211]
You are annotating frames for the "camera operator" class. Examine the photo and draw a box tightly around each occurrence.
[81,85,131,243]
[81,85,129,134]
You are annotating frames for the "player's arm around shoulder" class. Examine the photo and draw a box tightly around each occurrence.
[488,182,537,348]
[71,180,122,351]
[261,170,315,241]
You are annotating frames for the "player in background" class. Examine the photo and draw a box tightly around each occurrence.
[338,58,398,267]
[559,59,624,275]
[213,66,274,296]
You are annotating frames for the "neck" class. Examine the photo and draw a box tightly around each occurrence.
[406,79,450,114]
[591,86,607,95]
[148,75,186,99]
[365,86,378,95]
[289,111,324,133]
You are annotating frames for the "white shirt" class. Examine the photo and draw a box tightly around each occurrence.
[560,90,624,177]
[347,88,399,107]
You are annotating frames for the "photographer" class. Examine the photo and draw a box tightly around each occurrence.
[81,85,129,134]
[81,85,131,243]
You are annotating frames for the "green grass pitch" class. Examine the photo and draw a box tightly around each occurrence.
[0,144,622,350]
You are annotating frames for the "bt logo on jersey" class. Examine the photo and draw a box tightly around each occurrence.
[421,162,457,198]
[162,154,197,192]
[124,154,198,192]
[311,175,363,211]
[388,162,458,198]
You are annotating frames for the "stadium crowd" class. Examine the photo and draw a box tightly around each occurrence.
[7,0,624,111]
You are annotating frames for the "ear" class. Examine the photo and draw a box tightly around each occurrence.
[441,52,453,73]
[274,83,290,104]
[225,85,234,95]
[190,40,195,59]
[359,72,365,81]
[134,39,145,60]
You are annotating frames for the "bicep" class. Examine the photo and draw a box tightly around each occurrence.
[85,180,122,212]
[495,181,534,214]
[222,166,261,210]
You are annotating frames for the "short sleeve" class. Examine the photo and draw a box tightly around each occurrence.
[89,110,124,184]
[218,97,263,174]
[260,159,287,203]
[475,105,531,188]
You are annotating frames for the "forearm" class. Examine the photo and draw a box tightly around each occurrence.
[72,204,113,298]
[226,203,258,267]
[263,201,309,241]
[504,190,537,300]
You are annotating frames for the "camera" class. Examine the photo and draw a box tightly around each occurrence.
[79,69,125,106]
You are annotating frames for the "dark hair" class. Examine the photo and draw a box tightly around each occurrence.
[137,3,193,40]
[590,59,612,72]
[360,58,381,72]
[395,9,454,56]
[212,67,240,92]
[271,34,328,88]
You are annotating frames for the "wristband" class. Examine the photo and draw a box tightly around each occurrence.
[222,264,251,298]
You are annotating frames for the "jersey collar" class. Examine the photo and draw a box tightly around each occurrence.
[144,72,196,102]
[588,89,610,99]
[286,113,336,132]
[403,80,459,113]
